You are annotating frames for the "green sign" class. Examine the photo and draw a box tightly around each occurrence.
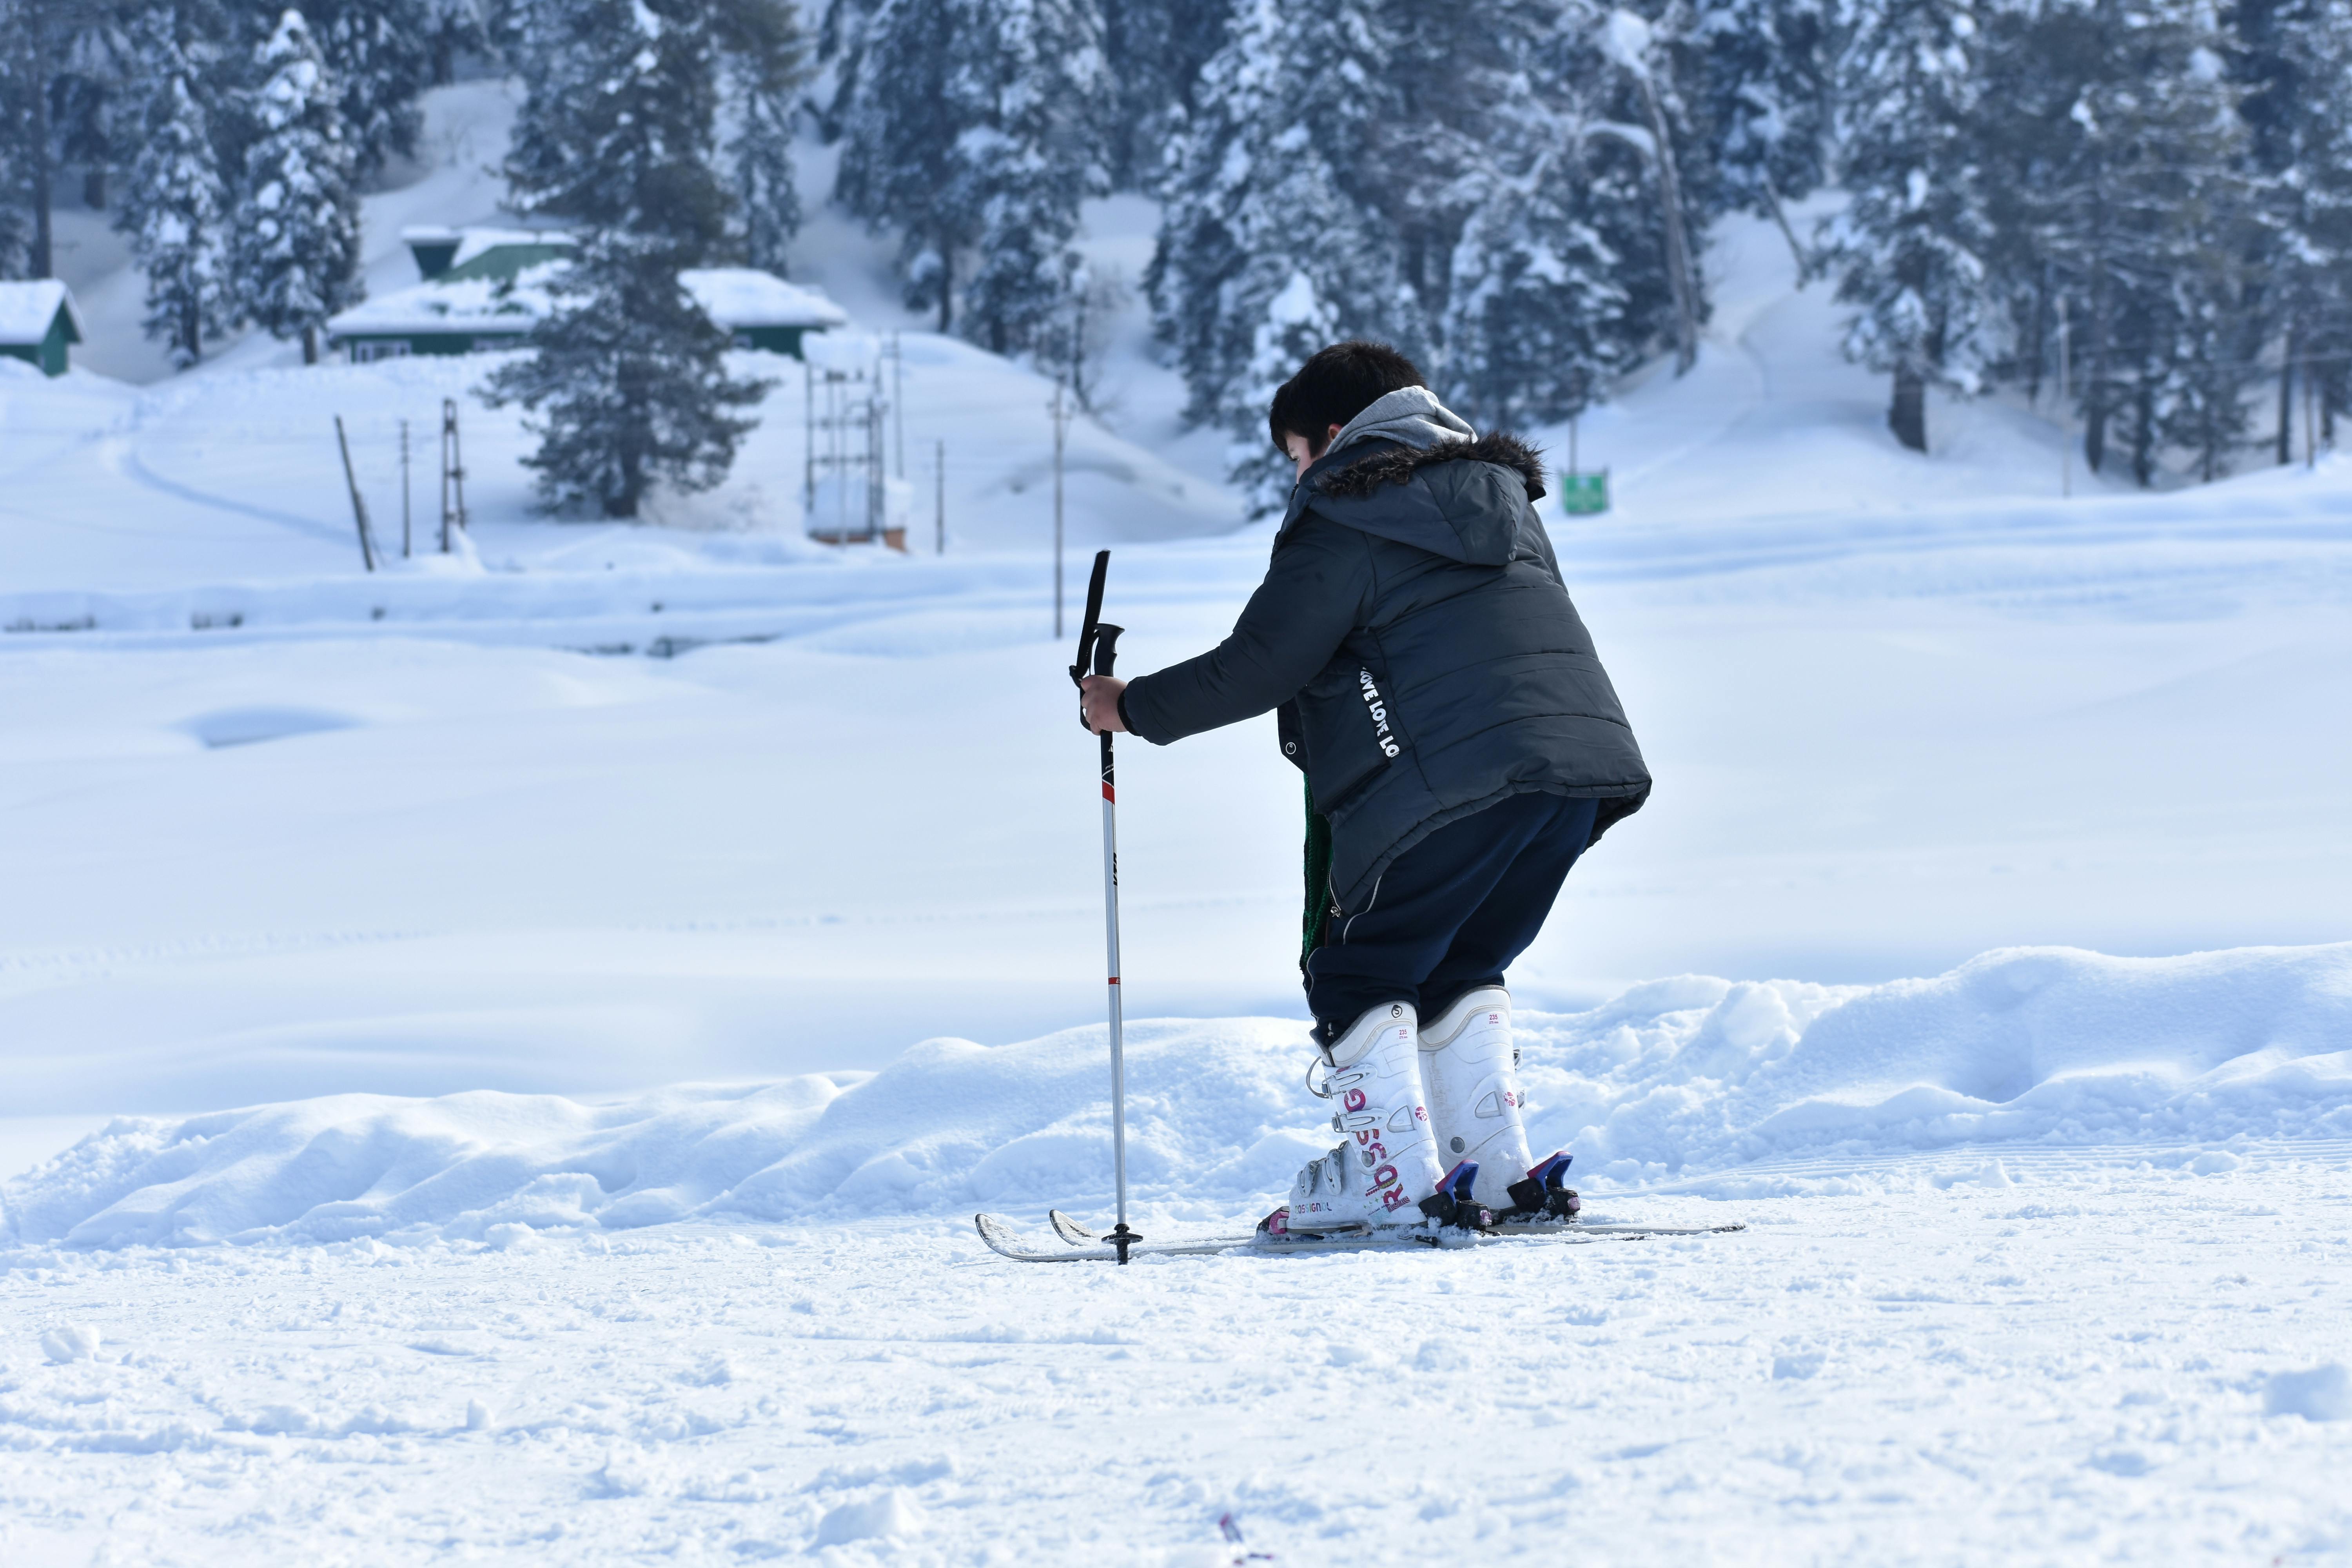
[1557,470,1609,515]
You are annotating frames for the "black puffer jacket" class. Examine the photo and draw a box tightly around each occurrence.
[1120,429,1650,910]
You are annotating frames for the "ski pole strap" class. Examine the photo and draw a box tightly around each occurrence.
[1070,548,1111,692]
[1301,776,1334,972]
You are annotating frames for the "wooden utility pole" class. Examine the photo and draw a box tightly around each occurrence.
[334,416,378,572]
[889,330,905,480]
[399,418,412,557]
[439,397,466,550]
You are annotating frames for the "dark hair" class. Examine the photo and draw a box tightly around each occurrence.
[1267,340,1426,457]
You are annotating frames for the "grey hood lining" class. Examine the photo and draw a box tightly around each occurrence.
[1323,386,1475,460]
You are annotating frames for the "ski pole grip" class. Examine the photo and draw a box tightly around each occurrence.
[1092,624,1122,679]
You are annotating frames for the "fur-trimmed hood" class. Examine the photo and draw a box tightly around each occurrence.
[1316,432,1549,503]
[1283,422,1553,569]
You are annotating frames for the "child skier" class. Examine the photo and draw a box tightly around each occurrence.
[1078,341,1651,1235]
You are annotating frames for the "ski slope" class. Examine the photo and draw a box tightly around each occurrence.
[4,87,2351,1567]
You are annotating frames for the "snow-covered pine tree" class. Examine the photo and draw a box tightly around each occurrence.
[711,0,810,273]
[232,9,365,364]
[1823,0,1993,451]
[1443,169,1633,431]
[1096,0,1234,191]
[1687,0,1830,260]
[297,0,439,182]
[50,17,129,212]
[1595,7,1707,374]
[1435,4,1645,428]
[830,0,1110,350]
[487,0,768,518]
[1149,0,1412,506]
[1977,0,2256,481]
[0,0,34,277]
[2233,0,2352,460]
[115,8,234,367]
[1151,0,1702,501]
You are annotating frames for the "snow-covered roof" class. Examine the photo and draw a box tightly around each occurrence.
[680,268,849,329]
[449,228,574,270]
[329,264,848,340]
[326,268,560,338]
[0,279,83,345]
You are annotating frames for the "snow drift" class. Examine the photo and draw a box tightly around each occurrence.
[6,941,2348,1249]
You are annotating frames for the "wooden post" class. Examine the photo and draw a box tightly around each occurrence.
[399,418,412,558]
[334,416,378,572]
[445,399,467,533]
[890,330,905,480]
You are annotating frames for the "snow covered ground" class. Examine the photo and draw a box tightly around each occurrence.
[4,84,2351,1568]
[4,946,2349,1563]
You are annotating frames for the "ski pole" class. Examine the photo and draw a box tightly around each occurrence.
[1070,548,1140,1263]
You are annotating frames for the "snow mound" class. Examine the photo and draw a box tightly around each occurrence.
[6,943,2348,1249]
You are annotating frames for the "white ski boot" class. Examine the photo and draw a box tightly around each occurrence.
[1419,987,1579,1220]
[1259,1002,1482,1236]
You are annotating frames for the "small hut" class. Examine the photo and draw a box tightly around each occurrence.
[0,280,83,377]
[329,227,848,364]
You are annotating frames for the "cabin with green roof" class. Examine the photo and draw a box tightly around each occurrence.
[329,228,849,363]
[0,280,83,377]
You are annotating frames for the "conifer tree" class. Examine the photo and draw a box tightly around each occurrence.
[1436,6,1651,428]
[727,67,800,274]
[116,9,234,367]
[1976,0,2255,481]
[2233,0,2352,459]
[831,0,1109,348]
[714,0,811,274]
[1152,0,1694,503]
[299,0,439,181]
[487,0,768,518]
[1149,0,1411,505]
[232,9,364,365]
[0,0,34,277]
[1824,0,1993,451]
[1688,0,1830,258]
[1096,0,1234,191]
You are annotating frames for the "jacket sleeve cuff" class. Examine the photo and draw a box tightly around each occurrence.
[1118,681,1171,745]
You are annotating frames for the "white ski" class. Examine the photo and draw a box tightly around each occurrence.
[979,1210,1746,1263]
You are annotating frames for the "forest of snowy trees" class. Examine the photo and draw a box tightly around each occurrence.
[1,0,2347,510]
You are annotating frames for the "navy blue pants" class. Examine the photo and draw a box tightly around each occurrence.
[1305,791,1599,1038]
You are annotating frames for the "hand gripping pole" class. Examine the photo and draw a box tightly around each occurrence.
[1070,550,1139,1263]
